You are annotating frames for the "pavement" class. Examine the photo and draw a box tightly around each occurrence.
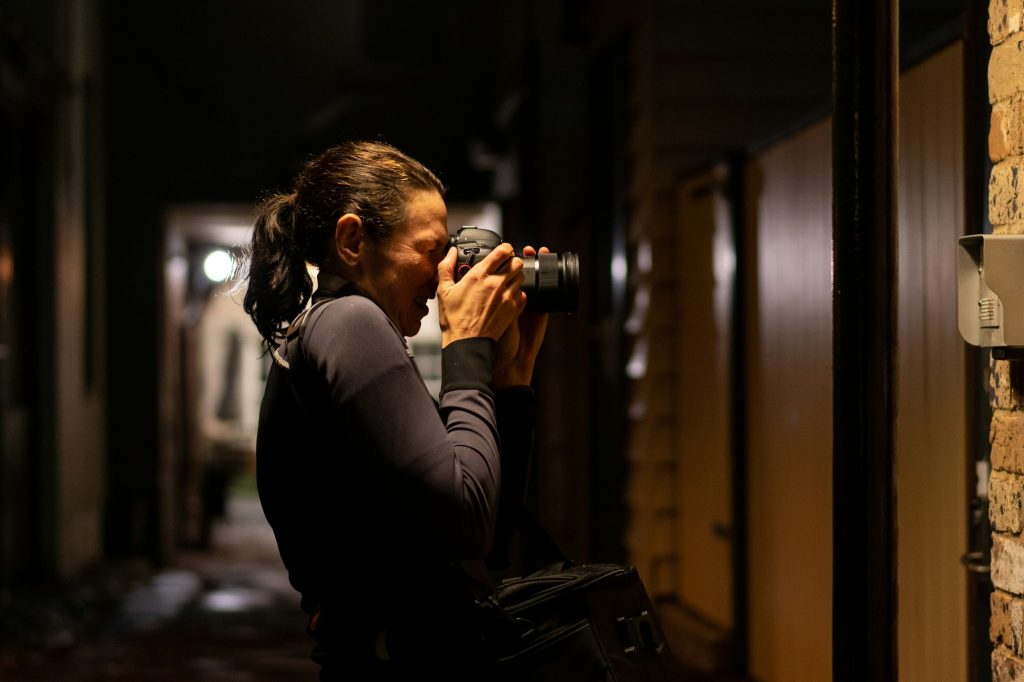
[0,491,317,682]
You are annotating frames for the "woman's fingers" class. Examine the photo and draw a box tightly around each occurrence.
[437,243,526,345]
[477,242,516,275]
[437,247,458,288]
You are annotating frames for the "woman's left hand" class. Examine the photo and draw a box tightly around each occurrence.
[494,246,550,388]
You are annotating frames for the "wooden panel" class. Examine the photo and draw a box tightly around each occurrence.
[743,42,967,682]
[896,42,967,682]
[676,170,734,628]
[746,119,833,682]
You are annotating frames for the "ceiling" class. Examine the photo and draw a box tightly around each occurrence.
[6,0,973,205]
[103,0,507,203]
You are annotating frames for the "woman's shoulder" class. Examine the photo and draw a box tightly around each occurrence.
[310,292,383,322]
[301,294,405,361]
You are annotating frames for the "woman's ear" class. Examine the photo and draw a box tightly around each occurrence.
[334,213,364,267]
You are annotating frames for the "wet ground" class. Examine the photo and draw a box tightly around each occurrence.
[0,492,317,682]
[0,490,743,682]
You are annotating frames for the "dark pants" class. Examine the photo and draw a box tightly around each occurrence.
[310,618,485,681]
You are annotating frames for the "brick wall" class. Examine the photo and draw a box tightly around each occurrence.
[990,1,1024,677]
[624,7,684,601]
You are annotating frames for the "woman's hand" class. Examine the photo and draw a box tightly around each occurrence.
[494,246,550,388]
[437,242,525,347]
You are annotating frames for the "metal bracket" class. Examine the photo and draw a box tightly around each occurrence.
[615,610,663,655]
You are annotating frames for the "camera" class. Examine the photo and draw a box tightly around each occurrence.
[450,227,579,313]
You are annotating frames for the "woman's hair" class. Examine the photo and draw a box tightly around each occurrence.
[243,140,445,347]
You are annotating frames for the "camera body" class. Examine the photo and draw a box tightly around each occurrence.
[450,227,579,313]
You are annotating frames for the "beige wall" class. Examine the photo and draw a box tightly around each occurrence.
[746,119,833,682]
[896,42,967,682]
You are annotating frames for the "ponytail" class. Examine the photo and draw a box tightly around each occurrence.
[243,140,446,349]
[243,192,312,348]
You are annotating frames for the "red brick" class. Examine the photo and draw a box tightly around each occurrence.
[993,534,1024,595]
[992,362,1024,412]
[993,471,1024,533]
[991,37,1024,104]
[987,100,1024,163]
[994,411,1024,475]
[993,590,1024,656]
[989,160,1024,226]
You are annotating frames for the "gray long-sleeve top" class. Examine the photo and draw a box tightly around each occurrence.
[256,279,534,626]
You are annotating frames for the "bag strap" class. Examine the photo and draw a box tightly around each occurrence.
[270,281,364,421]
[271,275,368,371]
[271,296,337,372]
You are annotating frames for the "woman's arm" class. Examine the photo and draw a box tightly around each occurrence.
[486,386,536,568]
[304,296,503,558]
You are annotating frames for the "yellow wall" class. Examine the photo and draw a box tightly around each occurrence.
[676,170,734,628]
[743,42,968,681]
[746,119,834,682]
[896,42,967,682]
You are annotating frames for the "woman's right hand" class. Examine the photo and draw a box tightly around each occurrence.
[437,243,525,347]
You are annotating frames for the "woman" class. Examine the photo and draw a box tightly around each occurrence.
[243,141,547,680]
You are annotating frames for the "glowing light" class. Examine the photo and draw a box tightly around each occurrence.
[200,588,273,613]
[611,253,627,285]
[626,338,648,380]
[203,249,233,282]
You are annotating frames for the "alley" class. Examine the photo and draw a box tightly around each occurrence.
[2,1,993,678]
[0,491,316,682]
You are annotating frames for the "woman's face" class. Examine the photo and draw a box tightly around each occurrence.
[360,190,449,337]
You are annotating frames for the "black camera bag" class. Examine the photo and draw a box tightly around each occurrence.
[477,562,681,681]
[467,508,684,682]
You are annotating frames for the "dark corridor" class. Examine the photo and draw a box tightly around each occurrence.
[0,489,313,681]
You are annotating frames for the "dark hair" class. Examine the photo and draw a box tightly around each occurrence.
[243,141,445,347]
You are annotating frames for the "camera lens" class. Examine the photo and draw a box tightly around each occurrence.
[521,251,579,313]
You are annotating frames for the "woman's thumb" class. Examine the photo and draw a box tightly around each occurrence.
[437,247,457,287]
